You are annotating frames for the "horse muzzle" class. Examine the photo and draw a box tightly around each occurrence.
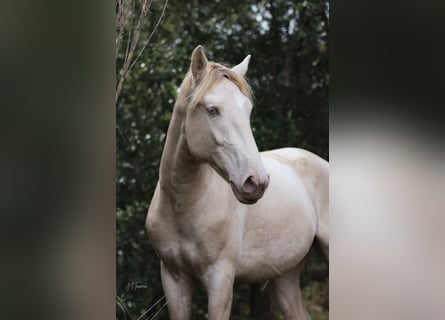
[230,174,270,204]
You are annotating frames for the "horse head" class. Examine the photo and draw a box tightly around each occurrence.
[182,46,269,204]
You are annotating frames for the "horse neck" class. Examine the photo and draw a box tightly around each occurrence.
[159,105,210,209]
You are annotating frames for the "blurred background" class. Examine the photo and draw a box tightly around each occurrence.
[116,0,329,319]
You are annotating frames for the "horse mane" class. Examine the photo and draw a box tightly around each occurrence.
[175,62,252,110]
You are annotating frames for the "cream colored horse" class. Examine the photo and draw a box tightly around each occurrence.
[146,46,329,320]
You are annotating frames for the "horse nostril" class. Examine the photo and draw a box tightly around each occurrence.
[241,175,258,194]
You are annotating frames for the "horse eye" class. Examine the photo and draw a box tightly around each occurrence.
[206,106,219,115]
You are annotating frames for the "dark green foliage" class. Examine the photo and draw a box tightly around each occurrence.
[117,0,328,319]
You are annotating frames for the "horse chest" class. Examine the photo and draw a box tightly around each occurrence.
[156,234,217,279]
[147,189,237,279]
[152,215,228,278]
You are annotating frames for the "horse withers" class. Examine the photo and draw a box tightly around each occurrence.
[145,45,329,320]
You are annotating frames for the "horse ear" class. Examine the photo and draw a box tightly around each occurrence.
[231,55,251,77]
[191,45,208,80]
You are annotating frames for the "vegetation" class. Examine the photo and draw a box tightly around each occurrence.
[116,0,328,319]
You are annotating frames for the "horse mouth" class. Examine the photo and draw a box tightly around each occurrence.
[230,181,262,205]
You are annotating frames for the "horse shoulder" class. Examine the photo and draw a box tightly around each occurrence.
[147,188,195,276]
[145,184,178,255]
[145,183,162,233]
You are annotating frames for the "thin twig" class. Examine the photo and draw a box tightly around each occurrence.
[147,300,168,320]
[128,0,169,73]
[116,296,130,320]
[123,0,135,65]
[135,295,166,320]
[116,0,130,59]
[116,0,151,103]
[116,0,168,103]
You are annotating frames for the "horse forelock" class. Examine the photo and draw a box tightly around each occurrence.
[175,62,252,111]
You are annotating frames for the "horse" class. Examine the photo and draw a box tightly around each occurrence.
[145,45,329,320]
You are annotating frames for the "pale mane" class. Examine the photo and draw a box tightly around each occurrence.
[175,62,252,110]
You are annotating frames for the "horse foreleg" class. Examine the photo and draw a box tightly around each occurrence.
[271,267,310,320]
[160,261,193,320]
[204,263,235,320]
